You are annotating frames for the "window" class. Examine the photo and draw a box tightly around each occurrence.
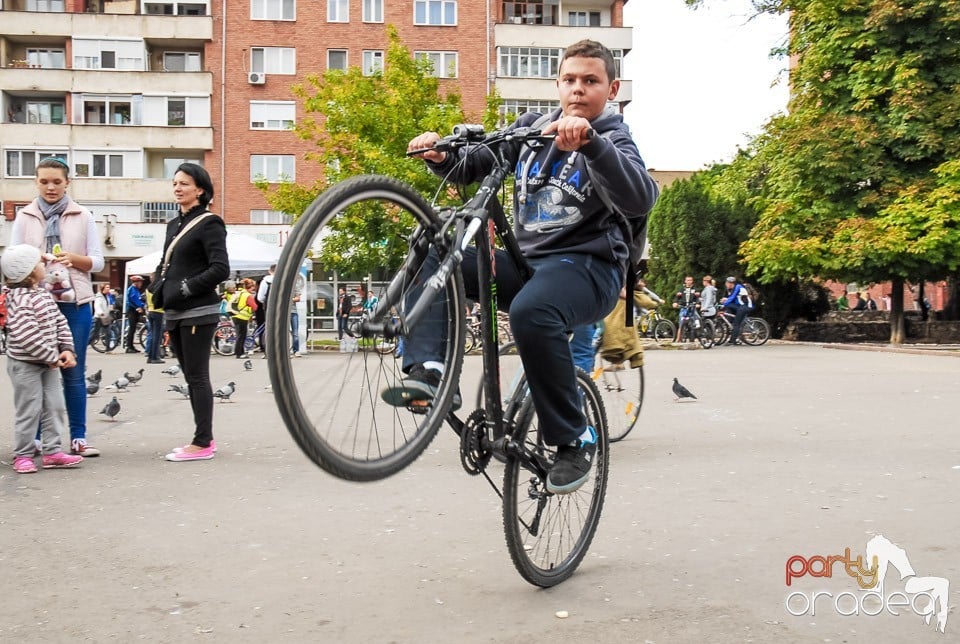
[80,96,138,125]
[27,0,65,10]
[163,52,202,72]
[250,155,295,183]
[498,47,560,79]
[250,101,295,130]
[73,150,140,178]
[26,49,66,69]
[26,101,66,124]
[5,150,68,178]
[167,99,186,126]
[73,39,144,71]
[143,1,210,15]
[162,158,201,178]
[143,201,179,223]
[362,0,383,22]
[415,51,458,78]
[142,95,210,127]
[250,209,292,224]
[250,47,296,75]
[328,0,348,22]
[77,154,124,178]
[362,50,384,76]
[502,1,558,26]
[414,0,456,26]
[327,49,348,70]
[499,99,560,124]
[252,0,294,20]
[568,11,600,27]
[610,49,624,79]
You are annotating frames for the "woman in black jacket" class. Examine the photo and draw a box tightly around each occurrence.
[152,163,229,461]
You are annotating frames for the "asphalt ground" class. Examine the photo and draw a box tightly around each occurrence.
[0,340,957,643]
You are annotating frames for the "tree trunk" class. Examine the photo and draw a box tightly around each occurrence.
[889,278,905,345]
[945,275,960,321]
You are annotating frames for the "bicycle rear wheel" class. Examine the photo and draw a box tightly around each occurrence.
[593,358,643,442]
[503,369,609,587]
[267,175,466,482]
[212,323,236,356]
[741,317,770,346]
[653,318,675,341]
[698,318,715,349]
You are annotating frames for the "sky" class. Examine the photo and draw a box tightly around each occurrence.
[623,0,791,170]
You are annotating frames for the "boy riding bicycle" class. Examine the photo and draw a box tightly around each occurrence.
[384,40,659,494]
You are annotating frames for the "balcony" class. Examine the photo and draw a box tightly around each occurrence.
[0,67,212,95]
[2,10,212,44]
[1,122,212,149]
[495,23,633,52]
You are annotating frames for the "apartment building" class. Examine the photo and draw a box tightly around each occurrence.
[0,0,633,283]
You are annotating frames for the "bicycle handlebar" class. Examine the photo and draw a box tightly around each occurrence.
[406,125,594,157]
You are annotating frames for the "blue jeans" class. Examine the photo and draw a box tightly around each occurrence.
[147,311,164,360]
[570,323,597,373]
[290,311,299,353]
[57,302,93,442]
[404,247,621,446]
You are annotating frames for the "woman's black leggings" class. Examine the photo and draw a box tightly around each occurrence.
[167,321,217,448]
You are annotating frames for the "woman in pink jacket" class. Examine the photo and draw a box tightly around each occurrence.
[11,157,105,458]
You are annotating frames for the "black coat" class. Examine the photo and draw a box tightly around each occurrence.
[153,206,230,312]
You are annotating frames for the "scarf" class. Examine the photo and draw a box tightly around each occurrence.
[37,195,70,254]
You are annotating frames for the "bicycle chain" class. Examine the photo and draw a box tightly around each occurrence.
[459,409,491,475]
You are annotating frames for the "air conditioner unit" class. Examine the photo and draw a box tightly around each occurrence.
[248,71,266,85]
[509,16,522,24]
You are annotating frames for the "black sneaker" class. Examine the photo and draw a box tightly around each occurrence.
[546,427,598,495]
[381,363,462,411]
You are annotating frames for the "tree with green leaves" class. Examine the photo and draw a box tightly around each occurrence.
[258,26,499,276]
[735,0,960,343]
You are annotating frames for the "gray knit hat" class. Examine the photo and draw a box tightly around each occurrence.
[2,244,42,284]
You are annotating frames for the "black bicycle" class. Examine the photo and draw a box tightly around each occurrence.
[267,124,610,587]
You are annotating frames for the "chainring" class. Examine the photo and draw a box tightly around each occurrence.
[459,408,491,475]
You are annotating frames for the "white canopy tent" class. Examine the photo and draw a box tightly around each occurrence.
[124,231,283,280]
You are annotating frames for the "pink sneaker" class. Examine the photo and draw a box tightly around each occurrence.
[41,452,83,469]
[13,456,37,474]
[172,440,217,454]
[165,445,215,462]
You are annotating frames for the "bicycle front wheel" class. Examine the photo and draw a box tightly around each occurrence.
[503,368,610,587]
[212,324,236,356]
[267,175,466,482]
[653,318,675,341]
[593,358,643,442]
[742,317,770,346]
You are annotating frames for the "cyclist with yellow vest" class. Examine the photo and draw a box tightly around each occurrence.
[229,278,258,359]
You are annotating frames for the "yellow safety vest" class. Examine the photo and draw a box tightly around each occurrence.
[229,291,253,321]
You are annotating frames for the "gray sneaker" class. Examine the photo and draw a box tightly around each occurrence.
[546,427,597,494]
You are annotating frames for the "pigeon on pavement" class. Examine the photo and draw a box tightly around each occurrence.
[124,368,145,385]
[168,383,190,398]
[214,381,236,402]
[108,376,130,391]
[243,359,253,371]
[672,377,697,402]
[86,381,100,396]
[99,396,121,420]
[161,364,181,377]
[87,369,102,385]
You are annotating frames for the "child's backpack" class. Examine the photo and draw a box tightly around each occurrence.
[741,282,761,310]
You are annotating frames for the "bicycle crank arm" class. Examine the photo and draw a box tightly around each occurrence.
[489,436,550,480]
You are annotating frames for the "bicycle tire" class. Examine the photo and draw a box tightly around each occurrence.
[594,359,643,443]
[503,368,609,587]
[698,318,715,349]
[266,174,466,482]
[463,325,479,355]
[653,318,675,341]
[213,323,236,356]
[743,317,770,346]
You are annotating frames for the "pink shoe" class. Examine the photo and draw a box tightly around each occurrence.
[14,456,37,474]
[41,452,83,469]
[172,440,217,454]
[165,445,215,462]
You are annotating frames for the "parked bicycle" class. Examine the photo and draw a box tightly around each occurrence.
[266,124,611,587]
[212,318,266,356]
[90,317,145,353]
[636,307,675,341]
[676,305,715,349]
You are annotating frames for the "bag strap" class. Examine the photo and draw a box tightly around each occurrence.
[160,212,214,277]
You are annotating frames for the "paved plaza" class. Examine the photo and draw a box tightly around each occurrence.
[0,342,957,643]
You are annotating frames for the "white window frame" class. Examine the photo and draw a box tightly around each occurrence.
[73,38,145,71]
[27,0,65,10]
[362,50,384,76]
[163,51,202,72]
[362,0,383,22]
[250,47,296,75]
[250,155,295,183]
[4,149,69,178]
[328,0,348,22]
[498,47,561,79]
[251,0,295,20]
[142,1,210,15]
[414,0,457,26]
[26,101,66,124]
[73,150,140,179]
[568,11,601,27]
[250,209,293,224]
[26,48,66,69]
[415,51,458,78]
[161,157,201,179]
[250,101,295,130]
[327,49,348,70]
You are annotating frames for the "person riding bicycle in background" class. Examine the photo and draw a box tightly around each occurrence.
[720,276,751,345]
[672,275,700,342]
[389,39,659,495]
